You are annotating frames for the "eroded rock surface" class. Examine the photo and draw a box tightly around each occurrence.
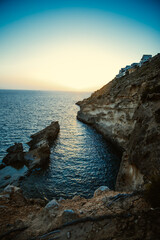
[0,187,159,240]
[27,121,60,150]
[77,54,160,191]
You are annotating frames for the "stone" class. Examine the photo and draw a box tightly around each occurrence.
[2,143,25,166]
[24,143,50,169]
[58,197,65,202]
[45,199,59,209]
[60,209,79,224]
[27,121,60,150]
[67,231,71,239]
[4,185,21,193]
[94,186,110,197]
[0,163,6,170]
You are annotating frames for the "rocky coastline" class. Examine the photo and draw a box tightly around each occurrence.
[0,55,160,239]
[77,53,160,192]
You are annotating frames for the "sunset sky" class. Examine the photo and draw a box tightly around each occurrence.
[0,0,160,91]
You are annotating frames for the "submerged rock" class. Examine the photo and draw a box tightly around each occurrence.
[27,121,60,150]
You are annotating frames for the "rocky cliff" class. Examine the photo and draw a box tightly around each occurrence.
[77,54,160,191]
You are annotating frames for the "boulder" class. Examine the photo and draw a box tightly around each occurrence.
[24,143,50,169]
[4,185,21,193]
[2,143,25,166]
[27,121,60,150]
[94,186,110,197]
[45,199,59,209]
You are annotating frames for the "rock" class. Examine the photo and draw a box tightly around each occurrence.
[4,185,21,193]
[24,143,50,169]
[58,197,65,202]
[4,175,11,180]
[45,199,59,209]
[94,186,110,197]
[0,193,10,199]
[67,231,71,239]
[27,121,60,150]
[2,143,25,166]
[7,143,23,153]
[0,163,6,170]
[60,209,79,224]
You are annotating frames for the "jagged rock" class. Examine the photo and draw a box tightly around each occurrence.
[2,143,25,166]
[94,186,110,197]
[45,199,59,209]
[24,143,50,169]
[27,121,60,150]
[77,53,160,191]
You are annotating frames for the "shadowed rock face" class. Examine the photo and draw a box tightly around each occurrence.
[2,143,25,167]
[77,54,160,191]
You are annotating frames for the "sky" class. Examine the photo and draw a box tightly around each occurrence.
[0,0,160,92]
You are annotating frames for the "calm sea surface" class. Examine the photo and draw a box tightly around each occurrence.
[0,90,120,200]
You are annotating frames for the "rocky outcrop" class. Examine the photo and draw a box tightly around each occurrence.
[27,121,60,150]
[77,54,160,191]
[1,122,60,170]
[2,143,25,167]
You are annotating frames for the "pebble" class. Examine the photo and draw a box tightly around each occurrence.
[67,231,71,239]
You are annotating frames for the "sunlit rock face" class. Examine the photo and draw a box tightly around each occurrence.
[77,54,160,191]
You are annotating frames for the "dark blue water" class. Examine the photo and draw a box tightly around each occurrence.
[0,90,120,200]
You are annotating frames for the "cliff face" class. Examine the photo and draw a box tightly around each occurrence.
[77,54,160,191]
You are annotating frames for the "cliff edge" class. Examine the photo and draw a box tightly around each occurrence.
[77,54,160,191]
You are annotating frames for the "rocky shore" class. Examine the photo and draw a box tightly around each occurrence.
[0,184,159,240]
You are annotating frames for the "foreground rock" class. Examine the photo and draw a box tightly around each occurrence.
[27,121,60,150]
[0,186,159,240]
[77,53,160,191]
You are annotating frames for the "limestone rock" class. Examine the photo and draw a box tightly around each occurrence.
[4,185,21,193]
[94,186,110,197]
[24,143,50,169]
[45,199,59,209]
[27,121,60,150]
[77,53,160,191]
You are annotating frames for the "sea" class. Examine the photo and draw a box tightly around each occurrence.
[0,90,120,200]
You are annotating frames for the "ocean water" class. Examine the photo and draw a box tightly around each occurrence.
[0,90,120,200]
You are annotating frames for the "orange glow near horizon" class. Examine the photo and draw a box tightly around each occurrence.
[0,9,159,92]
